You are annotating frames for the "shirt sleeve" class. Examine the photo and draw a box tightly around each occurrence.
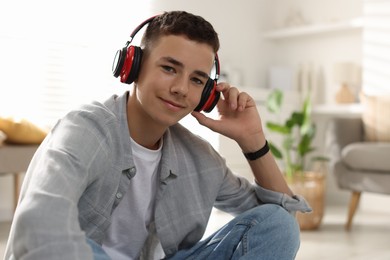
[5,110,110,260]
[253,183,312,214]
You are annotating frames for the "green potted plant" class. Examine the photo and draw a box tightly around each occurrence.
[265,88,328,230]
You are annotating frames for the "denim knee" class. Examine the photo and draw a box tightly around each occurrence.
[170,204,301,260]
[250,204,301,250]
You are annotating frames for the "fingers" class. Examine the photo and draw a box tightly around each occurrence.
[217,83,253,111]
[191,111,217,129]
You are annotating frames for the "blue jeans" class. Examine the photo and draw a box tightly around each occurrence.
[87,238,111,260]
[168,204,300,260]
[89,204,300,260]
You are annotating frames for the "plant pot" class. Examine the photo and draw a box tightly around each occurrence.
[287,171,326,230]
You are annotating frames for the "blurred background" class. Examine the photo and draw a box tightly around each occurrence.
[1,1,390,259]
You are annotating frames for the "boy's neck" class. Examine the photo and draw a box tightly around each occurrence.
[126,93,166,150]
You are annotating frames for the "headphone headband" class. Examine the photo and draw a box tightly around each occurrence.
[127,15,158,45]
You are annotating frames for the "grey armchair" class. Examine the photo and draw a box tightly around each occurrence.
[326,117,390,230]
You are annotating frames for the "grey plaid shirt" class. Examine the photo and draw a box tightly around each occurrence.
[5,92,310,260]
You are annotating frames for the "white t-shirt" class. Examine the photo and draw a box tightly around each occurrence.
[102,137,162,260]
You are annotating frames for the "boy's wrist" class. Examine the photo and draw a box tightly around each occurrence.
[238,133,267,153]
[243,140,270,161]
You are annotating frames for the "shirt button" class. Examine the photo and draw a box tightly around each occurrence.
[126,167,136,179]
[116,192,123,199]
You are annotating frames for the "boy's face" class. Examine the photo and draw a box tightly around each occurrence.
[134,34,215,127]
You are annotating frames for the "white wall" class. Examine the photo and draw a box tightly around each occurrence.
[264,0,363,104]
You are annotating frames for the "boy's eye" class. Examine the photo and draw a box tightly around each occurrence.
[192,77,205,86]
[162,65,175,73]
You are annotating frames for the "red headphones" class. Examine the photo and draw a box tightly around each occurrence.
[112,16,220,113]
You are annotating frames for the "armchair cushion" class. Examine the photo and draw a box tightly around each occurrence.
[342,142,390,172]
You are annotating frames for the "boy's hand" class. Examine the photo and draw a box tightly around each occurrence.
[191,83,266,152]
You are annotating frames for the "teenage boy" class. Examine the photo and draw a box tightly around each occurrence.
[5,11,310,260]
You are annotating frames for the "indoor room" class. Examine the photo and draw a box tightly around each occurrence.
[1,0,390,259]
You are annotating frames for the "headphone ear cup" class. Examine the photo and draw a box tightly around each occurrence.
[203,85,220,113]
[112,46,127,78]
[125,46,142,84]
[194,78,220,112]
[113,46,143,84]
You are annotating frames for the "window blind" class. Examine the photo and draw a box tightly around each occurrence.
[0,1,152,127]
[363,0,390,95]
